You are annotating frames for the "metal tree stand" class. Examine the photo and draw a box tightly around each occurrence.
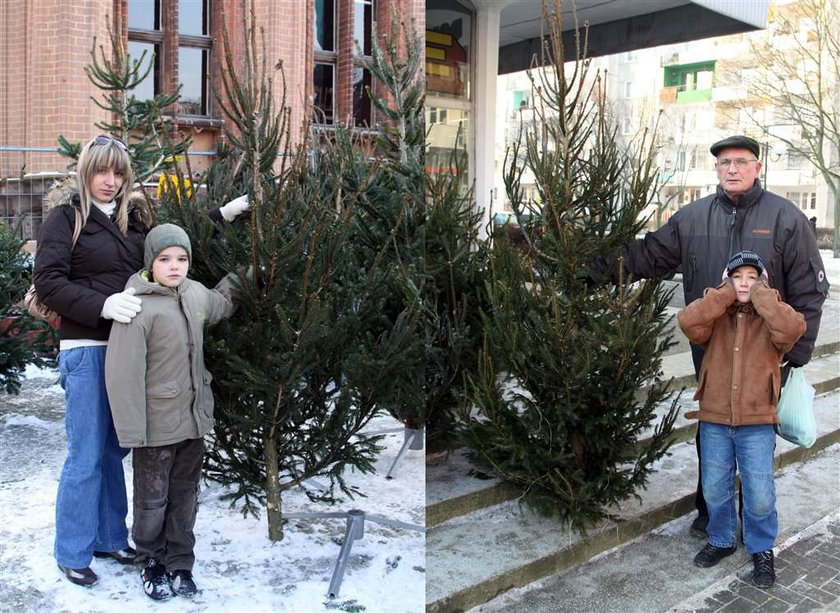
[283,509,424,598]
[360,425,424,480]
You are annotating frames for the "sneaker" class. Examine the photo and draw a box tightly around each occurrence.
[93,546,138,565]
[689,514,709,538]
[142,558,173,601]
[57,564,98,587]
[168,569,198,597]
[752,550,775,588]
[693,543,737,568]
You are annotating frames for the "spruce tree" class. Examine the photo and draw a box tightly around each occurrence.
[158,6,420,541]
[351,21,485,452]
[0,223,56,394]
[57,17,186,191]
[461,4,679,529]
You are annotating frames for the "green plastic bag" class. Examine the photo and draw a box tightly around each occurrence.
[775,367,816,448]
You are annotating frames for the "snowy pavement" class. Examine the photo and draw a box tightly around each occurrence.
[0,365,425,613]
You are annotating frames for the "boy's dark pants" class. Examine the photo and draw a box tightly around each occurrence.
[132,438,204,572]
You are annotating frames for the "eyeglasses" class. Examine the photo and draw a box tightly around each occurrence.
[92,134,127,151]
[716,158,758,169]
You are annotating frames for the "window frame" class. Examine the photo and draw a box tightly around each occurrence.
[127,0,215,121]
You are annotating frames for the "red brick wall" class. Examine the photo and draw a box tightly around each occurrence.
[1,0,424,176]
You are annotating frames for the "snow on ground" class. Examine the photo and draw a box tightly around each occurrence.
[0,365,425,613]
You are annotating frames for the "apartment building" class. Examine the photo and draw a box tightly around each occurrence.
[495,0,834,233]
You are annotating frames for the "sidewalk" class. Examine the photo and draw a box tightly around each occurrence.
[673,512,840,613]
[467,443,840,613]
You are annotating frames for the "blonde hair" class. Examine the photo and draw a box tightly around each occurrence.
[74,136,135,241]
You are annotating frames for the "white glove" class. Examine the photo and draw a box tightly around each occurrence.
[101,287,142,323]
[219,195,250,221]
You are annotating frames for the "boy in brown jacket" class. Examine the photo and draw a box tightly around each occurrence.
[677,250,806,588]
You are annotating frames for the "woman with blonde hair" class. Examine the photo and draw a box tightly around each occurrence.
[34,134,249,587]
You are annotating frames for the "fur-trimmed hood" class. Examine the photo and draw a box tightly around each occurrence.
[44,176,152,226]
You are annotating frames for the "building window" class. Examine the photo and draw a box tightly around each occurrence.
[352,0,375,127]
[787,151,808,170]
[786,191,817,210]
[128,0,212,117]
[426,5,471,101]
[313,0,336,124]
[312,0,375,127]
[313,63,335,125]
[663,61,715,103]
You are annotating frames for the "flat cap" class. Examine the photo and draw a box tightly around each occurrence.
[710,135,761,159]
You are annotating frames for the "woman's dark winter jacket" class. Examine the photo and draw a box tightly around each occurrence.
[677,281,806,426]
[33,179,227,342]
[33,180,150,341]
[623,181,829,366]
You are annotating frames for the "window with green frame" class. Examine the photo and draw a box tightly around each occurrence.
[663,61,715,103]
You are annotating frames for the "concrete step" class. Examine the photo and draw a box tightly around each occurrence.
[469,444,840,613]
[426,371,840,612]
[427,347,840,530]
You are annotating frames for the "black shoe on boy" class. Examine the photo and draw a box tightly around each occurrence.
[693,543,737,568]
[168,569,198,597]
[752,550,775,588]
[142,558,174,600]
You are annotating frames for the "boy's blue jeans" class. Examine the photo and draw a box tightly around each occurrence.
[55,346,130,568]
[699,422,777,555]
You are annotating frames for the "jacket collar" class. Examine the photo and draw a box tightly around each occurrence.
[716,180,763,209]
[727,302,756,316]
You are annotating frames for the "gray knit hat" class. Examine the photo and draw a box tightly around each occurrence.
[726,250,765,276]
[144,223,192,269]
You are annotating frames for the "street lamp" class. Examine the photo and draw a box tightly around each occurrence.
[762,141,786,188]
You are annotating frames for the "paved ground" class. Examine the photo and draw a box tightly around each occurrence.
[673,512,840,613]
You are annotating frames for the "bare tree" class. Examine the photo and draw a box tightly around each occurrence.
[731,0,839,255]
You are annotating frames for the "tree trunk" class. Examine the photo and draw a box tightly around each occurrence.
[264,435,284,541]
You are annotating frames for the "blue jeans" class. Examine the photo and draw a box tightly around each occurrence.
[55,346,130,568]
[700,422,777,555]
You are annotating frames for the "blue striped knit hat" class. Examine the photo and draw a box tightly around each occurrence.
[726,251,765,276]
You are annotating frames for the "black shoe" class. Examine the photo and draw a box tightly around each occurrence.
[752,550,775,588]
[58,564,98,587]
[694,543,737,568]
[168,569,198,597]
[93,546,138,565]
[690,514,709,538]
[142,558,173,601]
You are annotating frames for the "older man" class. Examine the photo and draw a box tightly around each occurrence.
[596,135,829,538]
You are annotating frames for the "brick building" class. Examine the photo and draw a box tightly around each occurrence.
[0,0,424,232]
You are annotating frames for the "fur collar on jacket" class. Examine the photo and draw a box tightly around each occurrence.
[44,176,152,226]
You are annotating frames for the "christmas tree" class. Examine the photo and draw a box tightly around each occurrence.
[158,7,423,541]
[351,21,486,452]
[0,223,56,394]
[460,3,680,529]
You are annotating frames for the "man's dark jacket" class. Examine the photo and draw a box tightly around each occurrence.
[622,180,829,366]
